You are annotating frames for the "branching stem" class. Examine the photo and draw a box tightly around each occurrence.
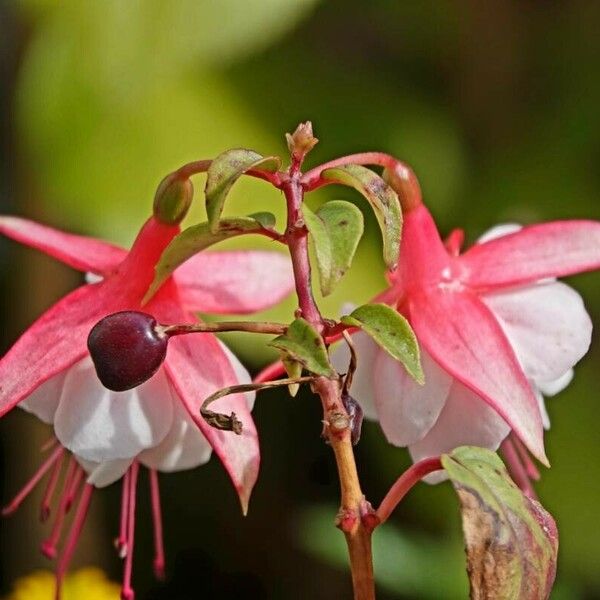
[281,150,376,599]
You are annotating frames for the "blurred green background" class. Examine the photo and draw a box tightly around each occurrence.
[1,1,599,598]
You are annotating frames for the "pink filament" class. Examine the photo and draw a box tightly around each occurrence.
[501,438,538,500]
[63,465,84,512]
[512,435,541,481]
[149,469,166,580]
[53,484,93,600]
[41,458,81,559]
[40,437,59,453]
[115,469,131,558]
[121,462,139,600]
[40,451,66,522]
[1,445,64,517]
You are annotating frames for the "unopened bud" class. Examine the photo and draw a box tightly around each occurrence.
[286,121,319,164]
[383,162,422,212]
[153,174,194,224]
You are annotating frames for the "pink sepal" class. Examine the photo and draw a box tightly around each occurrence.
[0,216,126,275]
[461,220,600,290]
[407,286,548,465]
[0,284,116,417]
[159,300,259,513]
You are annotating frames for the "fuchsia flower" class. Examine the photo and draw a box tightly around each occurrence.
[334,195,600,480]
[0,212,293,597]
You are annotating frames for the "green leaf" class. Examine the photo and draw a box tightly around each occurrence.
[144,216,274,303]
[441,446,558,600]
[269,318,334,378]
[321,165,402,269]
[205,148,281,232]
[303,200,364,296]
[248,211,277,228]
[341,303,423,384]
[282,357,303,397]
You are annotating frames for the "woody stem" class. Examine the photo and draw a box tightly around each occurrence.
[281,173,375,600]
[160,321,287,337]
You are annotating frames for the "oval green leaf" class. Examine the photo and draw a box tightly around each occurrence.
[441,446,558,600]
[269,318,334,378]
[341,303,423,384]
[143,215,276,304]
[321,164,402,269]
[205,148,281,232]
[303,200,364,297]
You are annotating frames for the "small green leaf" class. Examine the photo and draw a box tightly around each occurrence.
[303,200,364,296]
[441,446,558,600]
[322,165,402,269]
[205,148,281,232]
[143,216,273,304]
[248,211,277,228]
[341,303,423,384]
[282,357,303,397]
[269,319,334,378]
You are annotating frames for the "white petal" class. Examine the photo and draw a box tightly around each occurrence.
[330,332,379,419]
[19,371,66,424]
[76,456,132,488]
[373,348,452,446]
[55,358,173,463]
[85,272,103,284]
[140,399,212,472]
[477,223,522,244]
[409,382,510,483]
[537,369,574,397]
[534,387,551,430]
[217,340,254,409]
[483,281,592,382]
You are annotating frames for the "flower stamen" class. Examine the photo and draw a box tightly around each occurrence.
[1,444,64,517]
[500,438,538,500]
[149,469,166,580]
[40,449,66,522]
[115,468,130,558]
[54,483,94,600]
[41,457,80,559]
[121,462,140,600]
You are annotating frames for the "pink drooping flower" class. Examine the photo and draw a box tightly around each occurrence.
[0,212,293,597]
[334,191,600,481]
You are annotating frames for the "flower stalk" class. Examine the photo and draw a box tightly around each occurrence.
[279,131,376,599]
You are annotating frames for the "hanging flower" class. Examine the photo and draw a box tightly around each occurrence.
[333,188,600,482]
[0,208,294,597]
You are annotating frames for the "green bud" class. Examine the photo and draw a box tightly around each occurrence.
[153,174,194,224]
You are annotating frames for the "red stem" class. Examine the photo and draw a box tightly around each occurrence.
[376,457,443,524]
[174,159,281,186]
[282,164,375,599]
[302,152,399,189]
[282,178,322,326]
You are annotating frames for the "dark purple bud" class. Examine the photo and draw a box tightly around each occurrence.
[87,311,168,391]
[342,392,364,446]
